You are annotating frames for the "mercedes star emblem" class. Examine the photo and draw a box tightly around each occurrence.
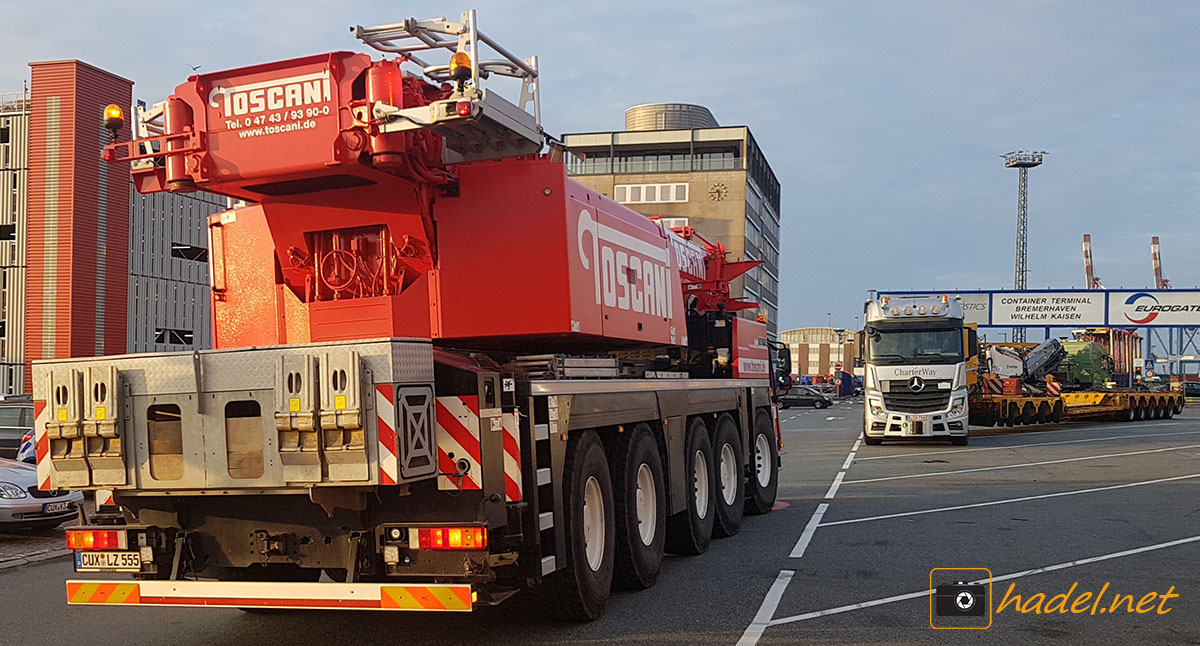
[908,376,925,392]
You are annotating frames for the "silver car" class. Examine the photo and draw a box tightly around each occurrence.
[0,457,83,530]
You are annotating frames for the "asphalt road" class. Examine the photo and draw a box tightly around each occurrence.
[4,398,1200,645]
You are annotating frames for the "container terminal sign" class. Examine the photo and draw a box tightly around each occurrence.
[992,292,1105,326]
[878,290,1200,328]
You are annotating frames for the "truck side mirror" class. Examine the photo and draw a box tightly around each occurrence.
[967,328,979,357]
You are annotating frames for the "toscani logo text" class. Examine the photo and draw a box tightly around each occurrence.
[996,581,1179,615]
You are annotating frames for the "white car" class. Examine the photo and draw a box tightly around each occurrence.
[0,457,83,530]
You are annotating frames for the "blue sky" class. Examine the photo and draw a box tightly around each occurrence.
[2,1,1197,331]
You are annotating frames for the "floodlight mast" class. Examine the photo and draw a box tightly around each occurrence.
[1002,150,1046,342]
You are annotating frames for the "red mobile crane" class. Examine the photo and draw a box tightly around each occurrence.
[39,10,780,620]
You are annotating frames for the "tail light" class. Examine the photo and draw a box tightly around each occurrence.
[416,526,487,550]
[67,529,127,550]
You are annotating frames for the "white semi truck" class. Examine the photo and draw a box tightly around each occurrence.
[861,295,977,446]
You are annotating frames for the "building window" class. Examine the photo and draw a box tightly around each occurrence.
[615,183,689,204]
[658,217,689,229]
[171,243,208,262]
[154,328,194,345]
[744,219,761,248]
[0,224,14,242]
[0,126,8,144]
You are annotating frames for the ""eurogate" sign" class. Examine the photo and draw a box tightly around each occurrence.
[878,290,1200,328]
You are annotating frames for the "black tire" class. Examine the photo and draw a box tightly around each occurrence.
[1021,403,1035,425]
[1152,402,1164,419]
[1132,401,1144,421]
[665,418,716,556]
[1036,403,1050,424]
[1164,402,1175,418]
[745,412,779,516]
[863,434,883,446]
[610,424,666,590]
[950,435,968,446]
[711,413,745,538]
[817,401,830,409]
[549,430,615,621]
[1052,400,1064,423]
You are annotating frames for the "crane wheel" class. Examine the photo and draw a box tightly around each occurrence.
[1036,402,1050,424]
[1052,400,1064,423]
[550,430,615,621]
[610,424,666,591]
[745,412,779,516]
[665,418,716,556]
[711,413,745,538]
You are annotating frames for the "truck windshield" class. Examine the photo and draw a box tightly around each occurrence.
[867,327,963,364]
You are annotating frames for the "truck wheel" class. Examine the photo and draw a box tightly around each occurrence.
[1021,403,1035,425]
[950,434,968,446]
[665,418,716,556]
[745,412,779,516]
[611,424,666,590]
[1036,403,1050,424]
[1052,401,1064,422]
[711,414,745,538]
[863,434,883,445]
[552,430,615,621]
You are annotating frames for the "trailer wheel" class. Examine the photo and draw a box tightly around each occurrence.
[745,411,779,516]
[665,418,716,556]
[551,430,615,621]
[1131,400,1144,421]
[711,413,745,538]
[1021,403,1035,425]
[1164,401,1175,418]
[1152,400,1164,419]
[1036,402,1050,424]
[610,424,666,590]
[1005,404,1019,427]
[1175,398,1186,415]
[1052,400,1064,422]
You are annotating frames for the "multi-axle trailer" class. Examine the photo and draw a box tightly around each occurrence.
[39,10,781,620]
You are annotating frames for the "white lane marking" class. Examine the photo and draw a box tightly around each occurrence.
[858,432,864,440]
[735,570,794,646]
[855,429,1200,461]
[821,473,1200,527]
[769,534,1200,626]
[843,443,1200,484]
[789,503,828,558]
[841,452,856,470]
[824,471,846,499]
[852,439,862,451]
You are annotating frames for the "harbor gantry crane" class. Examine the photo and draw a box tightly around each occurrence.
[1082,234,1104,289]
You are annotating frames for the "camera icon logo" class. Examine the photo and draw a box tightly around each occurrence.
[930,568,992,629]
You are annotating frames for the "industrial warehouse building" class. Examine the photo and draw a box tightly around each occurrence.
[562,103,782,338]
[0,61,223,394]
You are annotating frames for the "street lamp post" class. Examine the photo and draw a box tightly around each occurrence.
[827,312,832,328]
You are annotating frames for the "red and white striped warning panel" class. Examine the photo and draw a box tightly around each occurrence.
[33,399,50,491]
[1046,381,1062,397]
[66,580,474,611]
[983,375,1004,395]
[501,411,522,503]
[96,489,115,507]
[376,384,399,485]
[437,396,482,491]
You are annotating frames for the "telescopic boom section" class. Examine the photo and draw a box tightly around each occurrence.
[1082,233,1104,289]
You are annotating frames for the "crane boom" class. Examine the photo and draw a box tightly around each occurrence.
[1152,236,1171,289]
[1082,233,1104,289]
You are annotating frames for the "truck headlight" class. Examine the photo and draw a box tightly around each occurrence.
[868,399,884,416]
[950,398,966,416]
